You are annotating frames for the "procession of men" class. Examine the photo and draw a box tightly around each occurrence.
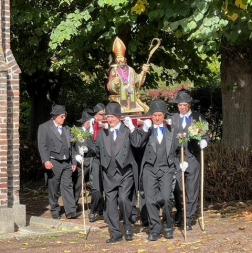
[37,37,208,243]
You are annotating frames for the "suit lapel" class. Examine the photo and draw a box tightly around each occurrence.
[150,128,157,153]
[165,126,173,156]
[62,127,70,148]
[104,130,111,156]
[49,120,62,141]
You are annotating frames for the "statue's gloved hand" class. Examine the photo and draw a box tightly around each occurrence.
[143,119,152,132]
[142,64,150,73]
[199,139,207,149]
[123,116,135,132]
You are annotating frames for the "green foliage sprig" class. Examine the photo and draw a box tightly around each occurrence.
[71,126,92,143]
[188,120,209,141]
[177,132,188,145]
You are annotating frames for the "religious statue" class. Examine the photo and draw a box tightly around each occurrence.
[107,37,160,114]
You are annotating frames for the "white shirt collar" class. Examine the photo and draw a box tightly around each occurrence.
[153,123,164,128]
[180,110,192,118]
[110,122,121,132]
[53,120,62,128]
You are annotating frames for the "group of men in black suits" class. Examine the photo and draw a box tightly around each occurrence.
[37,91,208,243]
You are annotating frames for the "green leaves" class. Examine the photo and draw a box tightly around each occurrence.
[49,10,91,50]
[97,0,129,8]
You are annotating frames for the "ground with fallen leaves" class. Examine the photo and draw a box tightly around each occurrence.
[0,185,251,253]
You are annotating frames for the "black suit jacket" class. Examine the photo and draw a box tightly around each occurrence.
[130,125,177,179]
[37,119,76,165]
[172,111,208,159]
[96,124,138,189]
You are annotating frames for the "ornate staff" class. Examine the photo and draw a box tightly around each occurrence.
[147,38,161,64]
[139,38,161,87]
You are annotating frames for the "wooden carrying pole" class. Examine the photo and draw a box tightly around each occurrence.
[200,149,205,231]
[181,145,187,241]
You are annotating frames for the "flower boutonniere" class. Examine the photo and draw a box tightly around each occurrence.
[71,126,92,143]
[188,120,209,141]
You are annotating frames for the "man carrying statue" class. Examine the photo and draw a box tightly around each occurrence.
[107,37,151,114]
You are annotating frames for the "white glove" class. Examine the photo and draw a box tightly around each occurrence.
[123,116,135,132]
[77,145,88,155]
[89,118,95,134]
[180,161,189,172]
[75,154,83,164]
[143,119,152,132]
[199,139,207,149]
[166,118,172,126]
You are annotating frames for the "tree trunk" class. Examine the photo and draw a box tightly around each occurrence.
[221,46,252,149]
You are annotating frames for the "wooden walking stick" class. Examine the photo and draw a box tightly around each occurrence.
[80,146,89,238]
[200,148,205,231]
[81,155,87,236]
[180,144,187,241]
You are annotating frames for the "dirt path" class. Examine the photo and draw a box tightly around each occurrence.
[1,186,250,253]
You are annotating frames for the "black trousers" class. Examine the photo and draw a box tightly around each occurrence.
[90,158,104,215]
[47,160,76,216]
[102,169,134,238]
[142,167,175,234]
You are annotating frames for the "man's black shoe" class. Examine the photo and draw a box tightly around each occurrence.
[66,212,77,219]
[89,212,103,222]
[125,230,133,241]
[52,213,61,219]
[106,236,123,244]
[187,224,193,231]
[148,233,161,241]
[164,228,174,239]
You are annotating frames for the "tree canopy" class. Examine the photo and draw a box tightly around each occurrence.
[12,0,252,147]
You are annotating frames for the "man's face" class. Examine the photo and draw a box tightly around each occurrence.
[95,110,105,122]
[152,112,165,126]
[54,113,66,126]
[178,103,191,115]
[106,115,121,128]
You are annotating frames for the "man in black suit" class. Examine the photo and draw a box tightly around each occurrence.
[96,102,138,243]
[37,104,77,219]
[88,103,105,222]
[126,100,177,241]
[172,91,208,230]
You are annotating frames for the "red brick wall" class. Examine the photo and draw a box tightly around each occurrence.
[0,0,21,207]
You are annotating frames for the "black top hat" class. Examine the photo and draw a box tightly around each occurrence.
[77,111,92,124]
[174,91,197,104]
[148,99,168,115]
[93,103,105,114]
[50,104,66,116]
[105,102,122,117]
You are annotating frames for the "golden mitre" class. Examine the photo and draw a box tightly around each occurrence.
[112,37,126,58]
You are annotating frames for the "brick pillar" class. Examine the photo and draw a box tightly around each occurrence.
[0,0,26,233]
